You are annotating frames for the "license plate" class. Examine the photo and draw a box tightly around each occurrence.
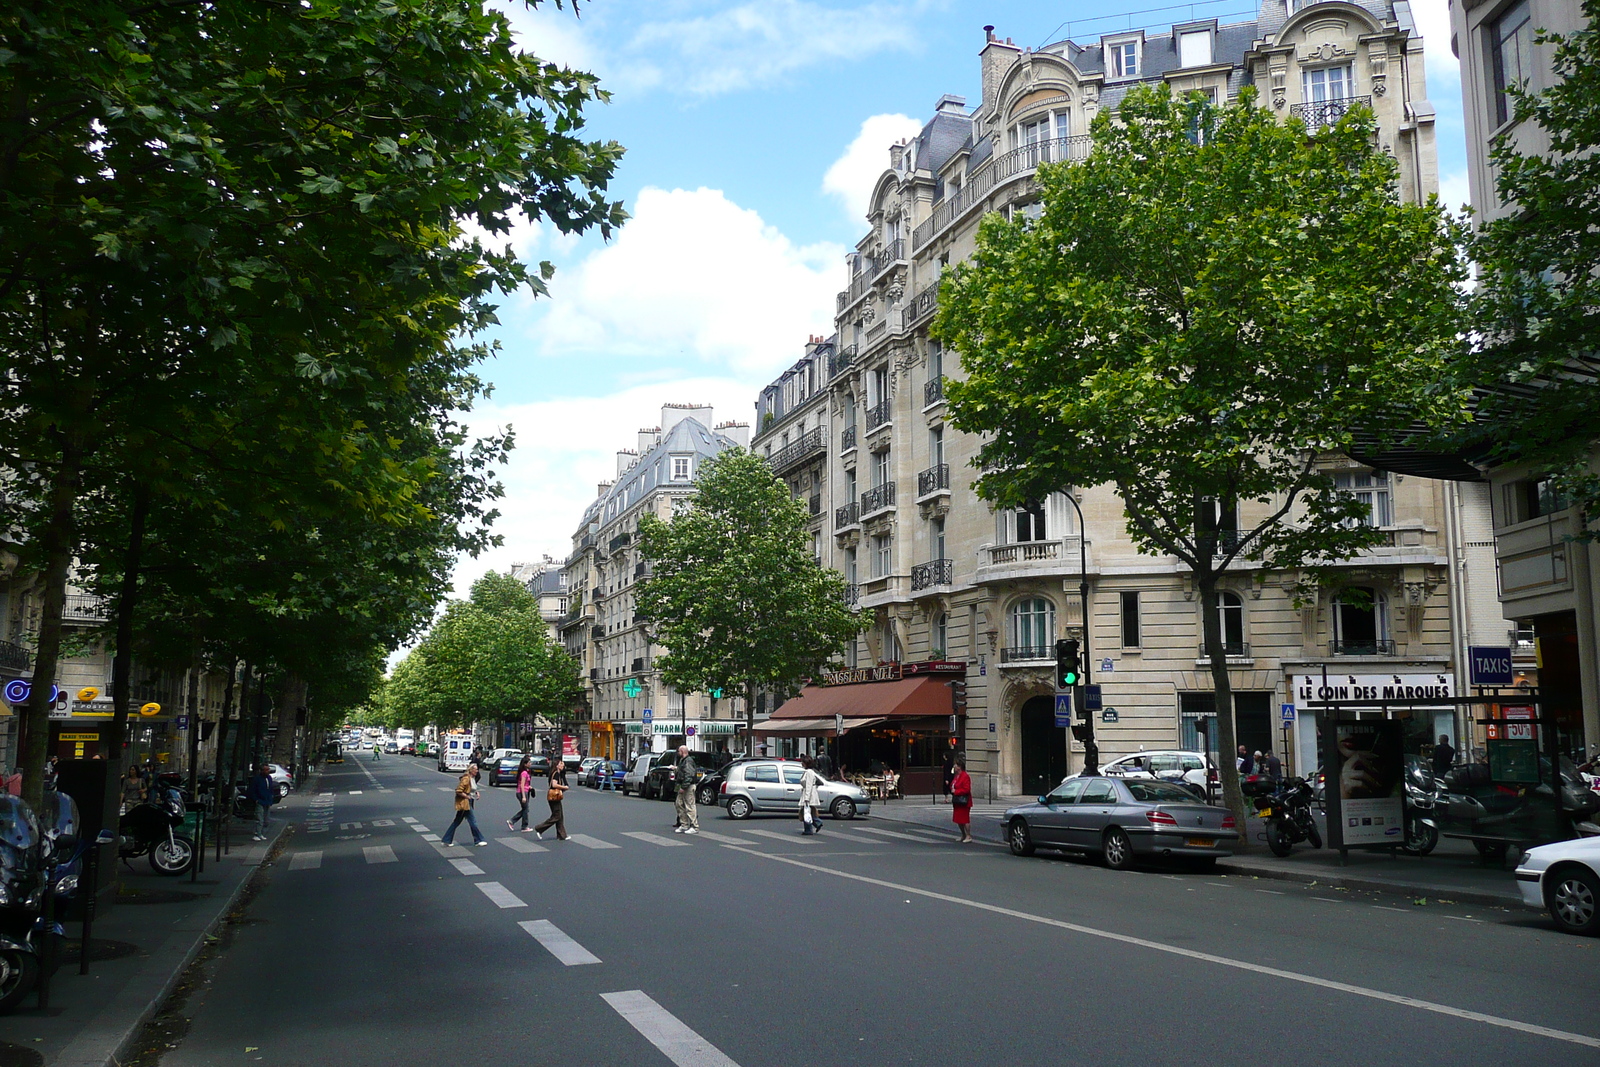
[1185,837,1214,848]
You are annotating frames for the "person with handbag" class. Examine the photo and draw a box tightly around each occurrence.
[797,755,826,836]
[533,759,570,840]
[508,756,534,832]
[950,753,973,843]
[443,764,488,846]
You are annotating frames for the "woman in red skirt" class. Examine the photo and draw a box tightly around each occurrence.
[950,754,973,843]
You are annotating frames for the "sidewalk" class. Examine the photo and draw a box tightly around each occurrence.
[0,787,306,1067]
[868,795,1527,908]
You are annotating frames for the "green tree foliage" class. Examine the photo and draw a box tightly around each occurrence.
[635,450,866,745]
[384,571,583,731]
[1462,0,1600,520]
[935,85,1465,825]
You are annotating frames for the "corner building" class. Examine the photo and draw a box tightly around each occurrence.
[779,1,1504,796]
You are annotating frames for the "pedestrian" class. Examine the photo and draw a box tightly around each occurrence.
[442,764,488,846]
[1237,745,1254,775]
[798,755,826,835]
[249,763,277,841]
[815,749,833,779]
[599,759,617,792]
[1263,750,1283,780]
[508,756,534,832]
[672,744,699,835]
[1431,734,1456,778]
[950,753,973,843]
[120,764,146,814]
[533,760,569,840]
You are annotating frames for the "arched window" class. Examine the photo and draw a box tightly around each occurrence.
[1009,597,1055,658]
[1333,587,1389,655]
[1218,592,1245,655]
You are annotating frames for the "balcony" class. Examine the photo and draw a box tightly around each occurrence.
[767,427,825,473]
[808,494,822,517]
[589,668,600,680]
[0,640,29,673]
[829,344,859,379]
[591,625,605,639]
[1000,645,1054,664]
[1198,641,1251,660]
[835,500,861,529]
[842,583,861,609]
[1331,638,1397,657]
[1291,95,1373,131]
[608,531,632,552]
[902,279,939,331]
[917,463,949,498]
[634,562,649,578]
[977,537,1088,584]
[911,558,954,591]
[923,375,944,407]
[63,593,109,623]
[911,134,1093,251]
[631,658,646,673]
[837,269,874,313]
[870,238,905,279]
[841,425,857,453]
[865,399,891,432]
[860,482,896,518]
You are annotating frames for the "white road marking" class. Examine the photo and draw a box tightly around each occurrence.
[372,819,395,827]
[379,788,393,794]
[339,822,362,830]
[855,825,939,843]
[601,990,740,1067]
[421,834,441,842]
[567,834,620,850]
[449,858,484,876]
[402,816,418,823]
[1312,897,1342,903]
[289,851,322,870]
[694,831,761,846]
[519,920,600,966]
[348,790,363,795]
[1444,915,1485,924]
[363,846,397,864]
[410,824,431,832]
[498,837,548,854]
[724,845,1600,1051]
[240,846,267,866]
[475,881,526,908]
[622,831,690,847]
[438,787,454,792]
[320,792,334,797]
[408,788,425,793]
[1256,889,1285,896]
[1205,881,1231,888]
[740,827,859,845]
[1373,905,1408,913]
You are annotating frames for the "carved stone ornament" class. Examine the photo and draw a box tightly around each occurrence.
[1270,65,1288,109]
[864,515,896,539]
[886,283,905,303]
[918,497,951,521]
[835,528,861,550]
[1001,671,1054,712]
[863,304,876,324]
[1300,41,1354,65]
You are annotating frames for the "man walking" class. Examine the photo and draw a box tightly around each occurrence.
[249,763,277,842]
[1431,734,1456,778]
[442,763,488,846]
[672,745,699,835]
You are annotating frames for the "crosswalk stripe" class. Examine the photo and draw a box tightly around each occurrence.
[402,816,418,823]
[371,819,395,827]
[449,858,484,876]
[363,845,397,864]
[408,788,425,793]
[349,790,363,795]
[621,831,690,848]
[601,990,741,1067]
[289,851,322,870]
[475,881,526,908]
[438,787,454,792]
[498,837,548,854]
[410,824,431,832]
[432,841,473,857]
[689,831,760,847]
[854,825,939,843]
[519,920,599,966]
[421,834,441,842]
[567,834,620,850]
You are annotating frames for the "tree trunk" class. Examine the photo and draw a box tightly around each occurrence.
[211,660,237,861]
[19,449,79,809]
[270,673,304,767]
[1197,570,1248,845]
[744,683,757,758]
[100,483,148,841]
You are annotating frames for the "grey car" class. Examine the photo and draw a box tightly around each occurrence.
[1004,776,1238,870]
[719,760,872,820]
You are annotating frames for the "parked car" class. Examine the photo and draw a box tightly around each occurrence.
[622,754,659,797]
[577,756,604,781]
[1100,750,1213,796]
[583,760,626,789]
[1004,776,1238,870]
[1516,836,1600,935]
[692,757,759,807]
[647,750,733,801]
[487,754,527,787]
[719,759,871,820]
[265,763,294,800]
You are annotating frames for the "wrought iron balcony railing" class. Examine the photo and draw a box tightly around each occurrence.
[808,494,822,517]
[829,344,859,379]
[870,238,905,279]
[911,558,954,591]
[917,464,949,497]
[842,583,861,608]
[1331,638,1396,656]
[902,279,939,330]
[1000,645,1054,663]
[591,625,605,639]
[1290,95,1372,130]
[0,640,29,673]
[766,427,825,473]
[860,482,896,516]
[841,425,857,452]
[911,135,1093,250]
[924,375,944,406]
[865,399,891,432]
[835,500,860,528]
[63,593,109,622]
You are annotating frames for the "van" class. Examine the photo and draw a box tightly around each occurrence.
[439,735,475,773]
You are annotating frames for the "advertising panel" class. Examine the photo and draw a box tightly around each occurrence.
[1333,720,1405,846]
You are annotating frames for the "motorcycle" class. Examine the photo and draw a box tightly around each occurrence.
[1245,775,1322,856]
[1401,756,1441,856]
[119,785,195,875]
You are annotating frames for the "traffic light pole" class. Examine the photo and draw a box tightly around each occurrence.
[1062,492,1097,775]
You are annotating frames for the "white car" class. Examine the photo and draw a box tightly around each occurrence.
[1515,836,1600,935]
[1100,750,1213,793]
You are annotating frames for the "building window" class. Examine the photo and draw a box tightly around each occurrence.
[1491,0,1533,126]
[1303,64,1352,103]
[845,547,857,585]
[1016,500,1047,542]
[932,515,947,559]
[881,624,902,663]
[873,533,891,577]
[1333,470,1392,527]
[933,613,948,656]
[1009,597,1055,656]
[1120,591,1140,648]
[1179,30,1211,67]
[1503,475,1567,525]
[1218,591,1245,654]
[928,340,944,379]
[1108,39,1139,78]
[929,426,944,468]
[1333,588,1389,655]
[670,456,691,481]
[872,449,890,488]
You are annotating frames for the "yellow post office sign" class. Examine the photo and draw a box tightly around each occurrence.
[139,702,162,717]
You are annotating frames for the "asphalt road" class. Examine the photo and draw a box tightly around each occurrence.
[150,755,1600,1067]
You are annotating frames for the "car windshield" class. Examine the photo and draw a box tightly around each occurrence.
[1125,780,1202,804]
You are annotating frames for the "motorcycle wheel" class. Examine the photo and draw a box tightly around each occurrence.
[0,949,38,1014]
[1306,820,1323,850]
[1402,819,1438,856]
[151,834,196,875]
[1265,818,1294,857]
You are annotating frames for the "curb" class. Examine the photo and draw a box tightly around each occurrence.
[1213,858,1525,909]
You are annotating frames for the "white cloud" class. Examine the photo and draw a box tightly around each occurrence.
[531,186,845,376]
[823,113,925,222]
[1437,169,1471,214]
[1410,0,1460,97]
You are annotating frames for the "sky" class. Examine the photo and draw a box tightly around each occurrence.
[454,0,1467,591]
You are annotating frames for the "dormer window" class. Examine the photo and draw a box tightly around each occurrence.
[1178,29,1212,67]
[1108,38,1140,78]
[670,455,691,481]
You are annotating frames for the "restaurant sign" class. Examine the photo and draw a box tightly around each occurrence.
[819,660,966,686]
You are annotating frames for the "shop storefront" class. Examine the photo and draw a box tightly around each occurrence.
[621,718,741,757]
[587,720,615,760]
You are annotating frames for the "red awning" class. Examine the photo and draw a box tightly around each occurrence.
[768,676,954,723]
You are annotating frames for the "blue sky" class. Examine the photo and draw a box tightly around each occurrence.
[459,0,1467,587]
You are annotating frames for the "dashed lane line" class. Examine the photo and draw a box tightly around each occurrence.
[408,788,425,793]
[600,990,740,1067]
[519,920,600,966]
[289,851,322,870]
[362,845,397,864]
[475,881,527,908]
[348,790,363,795]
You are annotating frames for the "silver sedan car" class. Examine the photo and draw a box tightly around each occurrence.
[1004,776,1238,870]
[719,760,872,820]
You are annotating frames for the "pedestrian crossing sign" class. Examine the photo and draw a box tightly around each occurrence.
[1054,693,1073,727]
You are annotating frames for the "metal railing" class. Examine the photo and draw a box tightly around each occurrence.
[767,427,825,472]
[902,279,940,330]
[870,238,905,279]
[63,593,109,622]
[631,658,645,673]
[808,494,822,517]
[592,625,605,639]
[829,344,859,379]
[911,558,954,591]
[589,668,600,680]
[1331,638,1396,656]
[841,425,857,452]
[842,584,861,609]
[860,482,896,516]
[1291,95,1372,130]
[1211,530,1243,557]
[837,269,874,313]
[835,500,860,528]
[923,375,944,406]
[0,640,29,672]
[1199,641,1251,659]
[917,464,949,497]
[865,399,891,432]
[912,135,1094,251]
[608,532,632,552]
[634,562,649,578]
[1000,645,1054,663]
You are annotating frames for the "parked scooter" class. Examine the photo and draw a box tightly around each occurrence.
[119,783,195,875]
[1401,755,1441,856]
[1246,775,1323,856]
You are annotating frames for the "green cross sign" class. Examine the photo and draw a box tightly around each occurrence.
[623,678,642,699]
[709,688,724,700]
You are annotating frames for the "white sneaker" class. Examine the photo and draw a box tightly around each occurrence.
[672,826,685,833]
[534,829,543,840]
[684,828,698,835]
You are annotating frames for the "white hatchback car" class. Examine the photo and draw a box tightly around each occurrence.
[1515,836,1600,935]
[1100,750,1213,794]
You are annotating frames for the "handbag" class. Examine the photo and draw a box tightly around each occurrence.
[953,792,971,808]
[547,783,566,802]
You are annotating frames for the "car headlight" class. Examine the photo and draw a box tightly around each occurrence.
[0,883,10,906]
[1518,850,1534,868]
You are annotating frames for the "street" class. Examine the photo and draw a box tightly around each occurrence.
[139,758,1600,1066]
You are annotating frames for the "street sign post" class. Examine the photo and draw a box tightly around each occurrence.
[1468,646,1514,686]
[1084,685,1103,711]
[1054,693,1073,727]
[641,708,653,725]
[1280,702,1296,723]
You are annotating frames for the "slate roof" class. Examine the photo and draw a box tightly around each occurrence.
[574,417,739,533]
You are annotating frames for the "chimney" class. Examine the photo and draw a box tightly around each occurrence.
[661,402,714,432]
[935,94,968,115]
[980,30,1021,115]
[984,24,995,41]
[616,448,638,476]
[889,141,905,171]
[637,426,661,453]
[715,421,750,449]
[597,480,613,496]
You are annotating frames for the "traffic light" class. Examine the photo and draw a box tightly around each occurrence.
[1054,638,1081,689]
[948,679,967,711]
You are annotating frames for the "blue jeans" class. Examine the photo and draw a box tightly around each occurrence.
[442,807,484,844]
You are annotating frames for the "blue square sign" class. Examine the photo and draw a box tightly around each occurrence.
[1054,693,1073,727]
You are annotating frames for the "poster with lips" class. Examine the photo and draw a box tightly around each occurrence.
[1334,720,1405,846]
